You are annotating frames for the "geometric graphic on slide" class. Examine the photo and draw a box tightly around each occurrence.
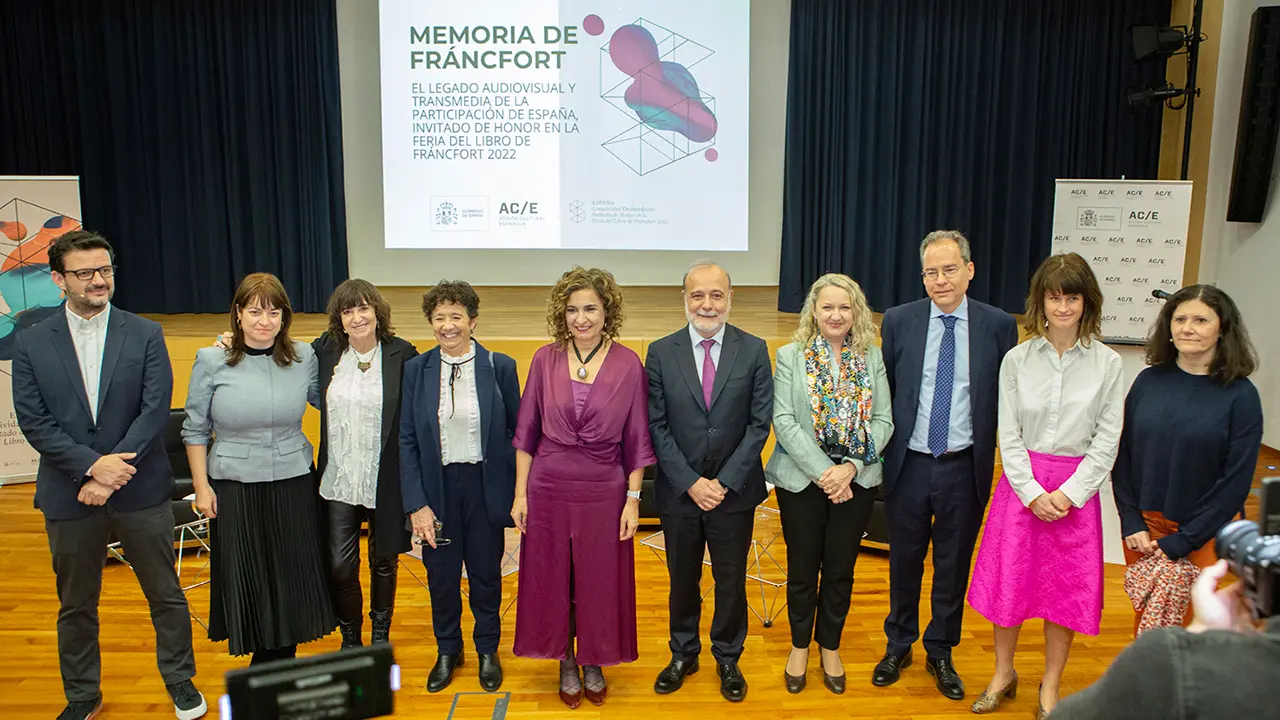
[599,18,719,176]
[0,199,79,363]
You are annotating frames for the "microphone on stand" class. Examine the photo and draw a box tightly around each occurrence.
[1151,288,1172,301]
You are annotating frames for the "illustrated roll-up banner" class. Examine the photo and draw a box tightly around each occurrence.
[1050,179,1193,344]
[0,176,83,485]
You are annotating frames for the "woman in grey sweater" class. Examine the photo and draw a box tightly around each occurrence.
[183,273,335,664]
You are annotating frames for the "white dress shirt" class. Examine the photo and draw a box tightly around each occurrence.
[998,335,1125,508]
[689,322,725,373]
[66,303,110,423]
[439,341,482,465]
[320,345,383,507]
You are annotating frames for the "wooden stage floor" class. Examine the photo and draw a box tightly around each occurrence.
[0,284,1275,718]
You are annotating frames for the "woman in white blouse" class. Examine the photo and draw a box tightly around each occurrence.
[312,280,419,650]
[966,253,1123,719]
[399,281,521,694]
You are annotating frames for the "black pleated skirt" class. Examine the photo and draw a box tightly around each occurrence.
[208,474,337,656]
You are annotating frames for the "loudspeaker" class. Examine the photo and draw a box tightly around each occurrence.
[1228,7,1280,223]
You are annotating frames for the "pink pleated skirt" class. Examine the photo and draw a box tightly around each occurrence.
[967,451,1104,635]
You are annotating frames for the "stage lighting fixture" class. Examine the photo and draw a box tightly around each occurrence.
[1127,83,1190,109]
[1132,25,1191,62]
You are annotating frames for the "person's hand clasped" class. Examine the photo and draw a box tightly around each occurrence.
[90,452,137,489]
[410,505,438,549]
[510,493,528,533]
[1188,559,1257,634]
[687,476,726,511]
[619,496,640,541]
[818,462,856,502]
[77,479,115,506]
[1124,529,1158,554]
[213,331,232,349]
[1029,493,1066,522]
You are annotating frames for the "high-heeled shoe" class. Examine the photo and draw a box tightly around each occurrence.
[819,651,846,695]
[558,662,582,709]
[1036,683,1050,720]
[784,647,807,694]
[582,665,607,706]
[970,670,1018,714]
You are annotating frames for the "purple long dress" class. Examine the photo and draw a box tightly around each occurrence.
[512,342,656,666]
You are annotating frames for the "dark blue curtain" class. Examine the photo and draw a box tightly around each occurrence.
[0,0,348,313]
[779,0,1170,313]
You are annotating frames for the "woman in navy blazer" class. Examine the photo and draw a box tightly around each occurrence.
[400,281,520,694]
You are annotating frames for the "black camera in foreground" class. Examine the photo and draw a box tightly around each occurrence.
[221,645,399,719]
[1216,476,1280,620]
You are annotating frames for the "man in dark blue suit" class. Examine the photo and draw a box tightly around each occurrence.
[12,231,206,720]
[871,231,1018,700]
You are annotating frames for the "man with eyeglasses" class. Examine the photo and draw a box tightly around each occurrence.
[11,231,207,720]
[871,230,1017,701]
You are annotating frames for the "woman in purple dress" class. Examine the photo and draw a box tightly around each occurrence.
[510,267,656,709]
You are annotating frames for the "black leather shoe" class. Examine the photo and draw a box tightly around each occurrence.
[822,667,846,695]
[784,669,806,694]
[426,650,464,693]
[872,649,912,687]
[926,655,965,700]
[653,657,699,694]
[478,653,503,692]
[718,663,747,702]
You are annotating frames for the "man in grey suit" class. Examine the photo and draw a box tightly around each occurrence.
[12,231,207,720]
[871,231,1018,700]
[646,262,774,702]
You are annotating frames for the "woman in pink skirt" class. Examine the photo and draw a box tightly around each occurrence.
[967,253,1124,718]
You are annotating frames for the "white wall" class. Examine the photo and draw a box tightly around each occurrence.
[335,0,789,286]
[1198,0,1280,448]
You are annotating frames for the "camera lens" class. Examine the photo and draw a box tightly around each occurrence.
[1216,519,1258,570]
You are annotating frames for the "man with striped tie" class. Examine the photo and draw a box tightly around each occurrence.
[872,231,1018,700]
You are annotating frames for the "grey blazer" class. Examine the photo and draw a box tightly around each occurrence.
[765,341,894,493]
[182,341,320,482]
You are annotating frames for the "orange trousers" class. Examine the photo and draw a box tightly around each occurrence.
[1122,510,1219,635]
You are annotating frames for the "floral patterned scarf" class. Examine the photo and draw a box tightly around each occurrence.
[805,335,877,463]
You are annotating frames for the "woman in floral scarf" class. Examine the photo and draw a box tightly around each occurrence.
[766,273,893,695]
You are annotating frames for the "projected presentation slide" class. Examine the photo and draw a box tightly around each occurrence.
[378,0,750,250]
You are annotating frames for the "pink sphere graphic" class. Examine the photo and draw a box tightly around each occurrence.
[705,149,719,162]
[583,14,605,36]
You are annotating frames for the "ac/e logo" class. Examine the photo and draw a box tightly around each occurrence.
[1127,190,1144,197]
[1120,257,1138,264]
[1080,236,1099,243]
[498,201,539,215]
[1160,278,1179,286]
[1165,238,1183,245]
[1129,316,1147,323]
[1071,189,1088,196]
[1136,237,1154,245]
[1149,258,1166,265]
[1104,276,1122,283]
[1092,256,1110,263]
[1108,236,1125,244]
[1098,190,1116,197]
[1155,190,1172,197]
[1116,296,1134,304]
[1130,210,1159,220]
[1053,235,1070,242]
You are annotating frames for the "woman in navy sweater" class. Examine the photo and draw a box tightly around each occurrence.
[1112,284,1263,632]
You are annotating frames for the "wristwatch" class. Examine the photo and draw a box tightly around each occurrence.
[626,490,641,500]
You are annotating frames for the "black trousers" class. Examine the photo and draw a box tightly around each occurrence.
[327,501,398,625]
[776,482,876,650]
[661,508,755,664]
[883,450,983,659]
[420,463,505,655]
[45,502,196,702]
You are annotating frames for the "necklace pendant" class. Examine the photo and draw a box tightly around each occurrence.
[358,361,371,373]
[576,366,588,379]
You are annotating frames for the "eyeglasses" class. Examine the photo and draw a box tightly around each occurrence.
[63,265,117,281]
[921,265,961,281]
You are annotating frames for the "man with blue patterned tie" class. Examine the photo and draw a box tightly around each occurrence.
[871,231,1018,700]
